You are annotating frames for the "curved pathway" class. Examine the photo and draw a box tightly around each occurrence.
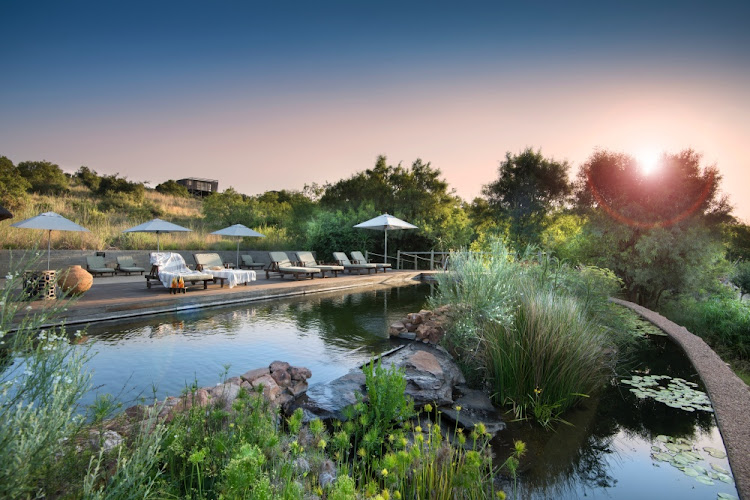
[611,298,750,500]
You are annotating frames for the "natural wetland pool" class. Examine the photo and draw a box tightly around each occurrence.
[73,283,737,499]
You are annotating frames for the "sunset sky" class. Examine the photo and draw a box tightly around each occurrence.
[2,1,749,221]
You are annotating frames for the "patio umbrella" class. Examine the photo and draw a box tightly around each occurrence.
[122,218,191,251]
[0,205,13,221]
[354,213,417,264]
[210,224,266,267]
[11,211,90,269]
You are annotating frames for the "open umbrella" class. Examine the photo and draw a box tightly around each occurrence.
[122,218,191,251]
[11,211,90,269]
[354,213,417,265]
[0,205,13,221]
[210,224,266,267]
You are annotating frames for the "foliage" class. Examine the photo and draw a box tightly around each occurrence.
[732,261,750,299]
[96,173,145,202]
[0,155,31,210]
[432,239,629,425]
[574,149,733,307]
[155,179,191,198]
[661,293,750,375]
[481,148,572,250]
[0,254,91,498]
[724,222,750,261]
[304,206,375,261]
[321,155,473,252]
[538,211,588,263]
[74,166,102,191]
[17,159,70,195]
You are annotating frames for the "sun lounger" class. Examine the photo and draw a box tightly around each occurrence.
[240,254,266,270]
[86,255,116,277]
[332,252,376,275]
[295,251,344,278]
[266,251,322,280]
[193,252,256,288]
[116,255,146,275]
[350,251,392,273]
[146,252,214,291]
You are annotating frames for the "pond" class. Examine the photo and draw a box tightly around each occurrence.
[79,282,431,407]
[75,284,738,499]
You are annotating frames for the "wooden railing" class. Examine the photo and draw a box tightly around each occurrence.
[364,250,451,270]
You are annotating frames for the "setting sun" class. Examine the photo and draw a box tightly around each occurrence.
[636,150,661,175]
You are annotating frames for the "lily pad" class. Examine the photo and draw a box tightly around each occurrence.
[664,443,681,453]
[704,447,727,459]
[652,452,672,462]
[716,473,733,484]
[717,493,738,500]
[683,467,700,477]
[711,464,730,475]
[695,476,715,485]
[656,435,671,443]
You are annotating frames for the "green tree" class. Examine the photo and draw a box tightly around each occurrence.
[731,261,750,300]
[0,156,31,210]
[17,160,69,195]
[321,156,473,253]
[155,179,190,198]
[74,166,101,191]
[481,148,572,250]
[575,149,732,307]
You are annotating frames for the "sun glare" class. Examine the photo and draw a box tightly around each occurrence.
[637,150,661,176]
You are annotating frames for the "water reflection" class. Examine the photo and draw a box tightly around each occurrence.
[495,336,737,499]
[78,283,430,408]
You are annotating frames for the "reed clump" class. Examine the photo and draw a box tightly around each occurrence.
[432,239,629,427]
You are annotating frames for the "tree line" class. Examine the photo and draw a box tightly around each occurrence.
[1,149,748,308]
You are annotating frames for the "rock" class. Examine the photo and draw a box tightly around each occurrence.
[380,343,465,406]
[252,374,281,401]
[89,429,124,452]
[241,380,253,391]
[181,388,210,410]
[407,313,423,325]
[389,321,406,336]
[404,322,416,332]
[211,382,241,409]
[226,376,242,385]
[290,366,312,381]
[241,367,270,383]
[439,387,506,438]
[299,371,366,421]
[418,309,433,319]
[399,331,417,341]
[276,393,294,408]
[318,460,337,488]
[294,457,311,475]
[269,360,291,372]
[271,368,292,387]
[288,380,309,397]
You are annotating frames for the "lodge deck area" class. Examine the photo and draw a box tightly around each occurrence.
[14,270,434,329]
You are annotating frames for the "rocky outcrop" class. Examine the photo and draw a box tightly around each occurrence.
[298,342,466,421]
[388,305,454,344]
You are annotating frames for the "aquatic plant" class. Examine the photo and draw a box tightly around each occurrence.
[621,374,713,412]
[650,434,735,491]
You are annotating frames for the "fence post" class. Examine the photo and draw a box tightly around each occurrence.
[430,250,434,270]
[397,250,401,270]
[414,253,418,270]
[365,250,369,262]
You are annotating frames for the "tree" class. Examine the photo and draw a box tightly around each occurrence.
[321,156,473,253]
[575,149,732,307]
[74,166,101,191]
[155,180,190,198]
[482,148,572,250]
[17,160,69,195]
[0,156,31,210]
[731,261,750,300]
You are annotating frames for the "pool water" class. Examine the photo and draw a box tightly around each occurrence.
[79,282,433,408]
[75,284,738,499]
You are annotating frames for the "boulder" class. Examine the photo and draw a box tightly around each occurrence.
[298,371,366,421]
[89,429,124,452]
[271,368,292,387]
[211,382,241,410]
[251,374,281,401]
[241,367,270,383]
[180,388,210,411]
[407,312,423,325]
[288,380,309,397]
[290,366,312,381]
[269,360,291,372]
[389,321,407,336]
[439,386,506,438]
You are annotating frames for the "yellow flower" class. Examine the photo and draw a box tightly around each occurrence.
[454,405,462,411]
[388,434,395,442]
[415,426,422,433]
[394,492,402,500]
[496,491,507,499]
[358,447,366,458]
[534,387,542,395]
[381,468,389,477]
[382,489,390,500]
[475,422,487,435]
[423,403,433,412]
[318,439,327,449]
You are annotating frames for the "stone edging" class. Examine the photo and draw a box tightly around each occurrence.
[610,298,750,500]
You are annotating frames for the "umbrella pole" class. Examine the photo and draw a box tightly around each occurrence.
[157,232,160,252]
[48,229,52,270]
[236,239,240,268]
[384,229,388,265]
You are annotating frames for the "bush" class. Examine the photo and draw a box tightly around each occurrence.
[731,261,750,299]
[155,180,191,198]
[17,160,69,195]
[432,239,625,426]
[0,156,31,210]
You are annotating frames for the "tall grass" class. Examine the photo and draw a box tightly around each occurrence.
[0,188,299,251]
[432,239,625,426]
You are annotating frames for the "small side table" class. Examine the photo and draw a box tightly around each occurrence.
[23,270,57,300]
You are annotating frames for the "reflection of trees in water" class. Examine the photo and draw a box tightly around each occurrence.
[503,335,716,498]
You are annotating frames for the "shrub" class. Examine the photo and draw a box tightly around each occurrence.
[731,261,750,299]
[155,180,191,198]
[17,160,69,195]
[0,156,31,210]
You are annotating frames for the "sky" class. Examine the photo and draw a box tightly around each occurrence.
[2,1,749,222]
